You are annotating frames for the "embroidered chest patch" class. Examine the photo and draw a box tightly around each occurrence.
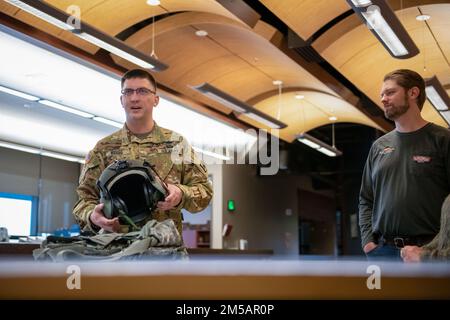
[412,155,432,163]
[379,147,395,155]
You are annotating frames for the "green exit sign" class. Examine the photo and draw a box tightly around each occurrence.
[227,199,235,212]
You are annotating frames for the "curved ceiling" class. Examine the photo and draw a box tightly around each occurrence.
[111,9,381,141]
[260,0,351,40]
[316,3,449,127]
[1,0,447,145]
[251,90,382,141]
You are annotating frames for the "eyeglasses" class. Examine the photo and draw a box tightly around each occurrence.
[121,87,156,97]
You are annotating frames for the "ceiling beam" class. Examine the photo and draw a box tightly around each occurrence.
[276,35,394,132]
[216,0,261,28]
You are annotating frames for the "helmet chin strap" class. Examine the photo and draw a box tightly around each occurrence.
[118,211,140,231]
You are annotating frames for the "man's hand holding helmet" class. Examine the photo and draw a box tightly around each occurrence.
[157,183,183,211]
[89,203,121,233]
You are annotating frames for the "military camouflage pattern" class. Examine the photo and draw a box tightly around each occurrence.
[73,123,213,236]
[421,194,450,260]
[33,219,188,261]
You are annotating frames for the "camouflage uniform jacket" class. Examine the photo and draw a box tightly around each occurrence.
[33,219,188,261]
[73,122,213,235]
[421,194,450,260]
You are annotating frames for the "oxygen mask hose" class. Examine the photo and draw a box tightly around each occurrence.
[117,209,141,231]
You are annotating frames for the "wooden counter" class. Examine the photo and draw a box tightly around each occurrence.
[0,260,449,299]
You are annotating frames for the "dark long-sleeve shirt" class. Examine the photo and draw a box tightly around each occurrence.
[359,123,450,248]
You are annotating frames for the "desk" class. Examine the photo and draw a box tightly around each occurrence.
[0,243,40,256]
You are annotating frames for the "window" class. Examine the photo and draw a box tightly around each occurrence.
[0,192,37,236]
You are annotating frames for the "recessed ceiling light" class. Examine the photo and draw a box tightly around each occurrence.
[146,0,160,6]
[295,94,305,100]
[195,30,208,37]
[272,80,283,86]
[329,116,338,121]
[416,14,431,21]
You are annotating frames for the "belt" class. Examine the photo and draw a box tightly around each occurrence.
[378,235,435,248]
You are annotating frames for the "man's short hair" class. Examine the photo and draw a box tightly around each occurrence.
[121,69,157,91]
[383,69,426,111]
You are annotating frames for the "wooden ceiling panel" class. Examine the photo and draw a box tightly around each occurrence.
[419,4,450,67]
[107,8,382,138]
[318,4,450,128]
[0,1,20,16]
[260,0,350,40]
[174,56,250,90]
[0,1,99,54]
[252,91,382,142]
[191,23,336,95]
[47,0,244,37]
[2,1,246,55]
[172,57,252,115]
[209,68,277,101]
[114,12,246,83]
[111,11,349,125]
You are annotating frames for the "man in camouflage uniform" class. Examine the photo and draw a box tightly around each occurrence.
[73,69,213,237]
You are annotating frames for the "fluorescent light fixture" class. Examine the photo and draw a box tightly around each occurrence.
[0,85,40,101]
[317,147,339,157]
[244,112,283,129]
[298,138,321,149]
[5,0,168,71]
[297,133,343,157]
[92,116,123,128]
[40,150,83,163]
[0,140,84,163]
[440,111,450,125]
[192,147,230,161]
[192,83,247,113]
[426,86,447,111]
[38,99,94,118]
[362,9,407,56]
[74,33,156,70]
[4,0,75,31]
[425,76,450,126]
[351,0,373,7]
[425,76,449,111]
[192,83,287,129]
[0,141,40,154]
[346,0,419,59]
[1,79,124,130]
